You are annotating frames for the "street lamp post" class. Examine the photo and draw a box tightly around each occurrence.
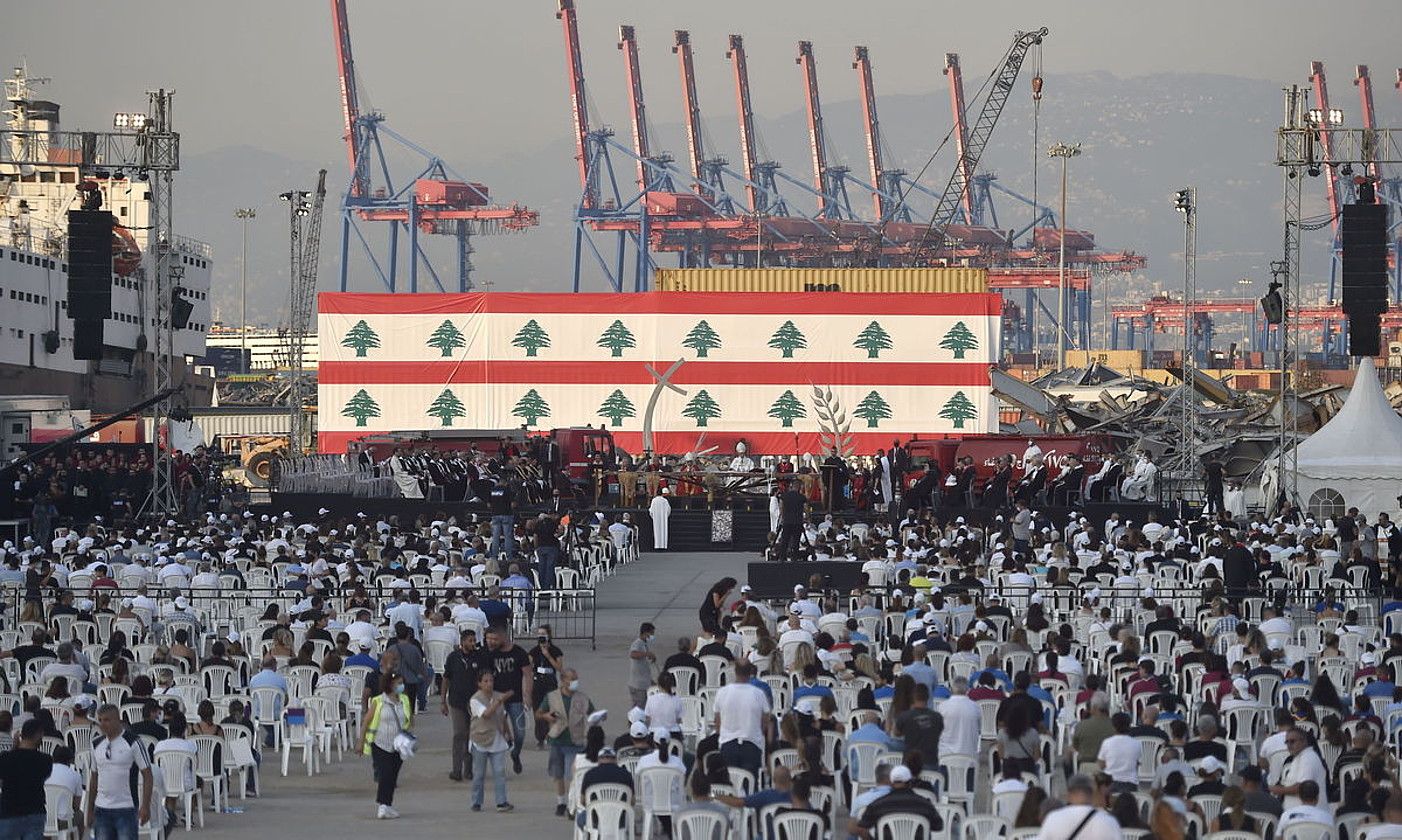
[234,208,256,373]
[1047,142,1081,369]
[1237,277,1253,349]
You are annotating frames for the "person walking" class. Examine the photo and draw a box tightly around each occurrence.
[485,626,532,775]
[86,703,154,840]
[533,514,562,589]
[0,719,53,838]
[777,485,807,561]
[628,623,656,709]
[359,671,413,820]
[469,671,514,812]
[442,628,487,782]
[535,668,594,817]
[488,479,516,558]
[387,624,429,713]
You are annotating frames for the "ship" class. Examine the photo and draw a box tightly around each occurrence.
[0,65,212,414]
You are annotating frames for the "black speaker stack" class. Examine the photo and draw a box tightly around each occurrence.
[1341,196,1390,358]
[66,209,113,360]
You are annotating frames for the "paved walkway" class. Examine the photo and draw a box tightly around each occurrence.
[186,550,748,838]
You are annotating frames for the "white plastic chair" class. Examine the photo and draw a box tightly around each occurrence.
[249,686,285,750]
[43,782,77,840]
[580,800,634,840]
[773,810,825,840]
[1280,824,1334,840]
[191,734,227,813]
[675,809,729,840]
[876,813,934,840]
[154,751,204,831]
[638,765,685,840]
[963,814,1010,840]
[280,705,319,776]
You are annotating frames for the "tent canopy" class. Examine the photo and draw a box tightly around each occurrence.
[1295,359,1402,479]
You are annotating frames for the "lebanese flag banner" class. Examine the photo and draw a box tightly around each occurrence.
[317,291,1001,455]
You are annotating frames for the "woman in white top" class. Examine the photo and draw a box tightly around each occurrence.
[644,672,684,741]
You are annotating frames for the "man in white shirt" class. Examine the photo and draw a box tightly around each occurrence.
[1271,727,1330,809]
[343,609,378,649]
[1361,792,1402,840]
[1037,774,1123,840]
[788,586,822,620]
[1259,708,1295,773]
[47,744,84,834]
[40,643,88,695]
[189,562,220,590]
[1097,713,1142,793]
[1257,607,1293,637]
[152,714,198,794]
[88,703,154,834]
[712,660,770,776]
[1278,780,1333,829]
[607,519,632,554]
[938,676,982,760]
[385,590,424,639]
[422,610,459,648]
[450,596,489,629]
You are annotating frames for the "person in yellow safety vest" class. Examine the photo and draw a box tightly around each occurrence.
[358,672,413,820]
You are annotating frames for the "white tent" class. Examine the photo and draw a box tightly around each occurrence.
[1293,358,1402,521]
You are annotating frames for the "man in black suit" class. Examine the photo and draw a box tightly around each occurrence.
[1203,456,1225,516]
[1049,454,1085,506]
[1223,537,1255,597]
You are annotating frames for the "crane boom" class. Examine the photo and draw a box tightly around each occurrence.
[618,25,651,191]
[330,0,365,198]
[917,27,1046,260]
[1309,61,1342,237]
[796,41,829,215]
[673,30,706,189]
[853,46,885,219]
[557,0,593,206]
[726,34,761,213]
[943,53,974,224]
[1355,65,1381,181]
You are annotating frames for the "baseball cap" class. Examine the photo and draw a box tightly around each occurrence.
[629,721,650,738]
[890,766,913,784]
[1199,755,1225,775]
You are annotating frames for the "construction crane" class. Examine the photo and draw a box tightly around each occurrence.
[618,26,660,192]
[910,27,1047,261]
[944,54,976,225]
[286,170,326,456]
[727,34,782,217]
[852,46,904,222]
[1355,65,1382,182]
[796,41,834,217]
[1309,62,1343,246]
[330,0,538,293]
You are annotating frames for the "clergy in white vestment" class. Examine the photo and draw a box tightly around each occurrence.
[649,487,673,550]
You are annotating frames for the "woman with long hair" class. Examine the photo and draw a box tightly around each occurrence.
[1211,786,1259,832]
[644,671,684,743]
[1148,799,1185,840]
[997,696,1041,767]
[1110,792,1145,829]
[699,577,736,636]
[886,675,917,734]
[1015,786,1050,828]
[1312,674,1347,717]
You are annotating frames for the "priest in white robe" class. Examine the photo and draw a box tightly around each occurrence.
[649,487,672,550]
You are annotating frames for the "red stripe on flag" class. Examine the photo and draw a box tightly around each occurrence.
[317,360,992,386]
[317,291,1002,316]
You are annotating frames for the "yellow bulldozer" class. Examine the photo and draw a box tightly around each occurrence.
[214,434,289,487]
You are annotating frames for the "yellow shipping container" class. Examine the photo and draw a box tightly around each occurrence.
[654,267,987,294]
[1064,349,1146,370]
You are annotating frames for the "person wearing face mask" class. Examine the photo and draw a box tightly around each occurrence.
[529,625,565,749]
[534,667,594,817]
[358,671,413,820]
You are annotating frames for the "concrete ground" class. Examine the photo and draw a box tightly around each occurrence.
[188,550,747,838]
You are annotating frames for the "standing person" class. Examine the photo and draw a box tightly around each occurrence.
[1203,457,1225,516]
[777,485,807,561]
[488,479,515,559]
[699,578,736,637]
[628,623,657,710]
[648,488,672,550]
[713,660,770,776]
[1012,499,1033,555]
[442,628,487,782]
[86,703,154,840]
[469,671,514,813]
[387,624,428,712]
[485,626,532,775]
[0,719,52,838]
[358,671,413,820]
[535,668,594,817]
[529,626,565,750]
[532,514,561,589]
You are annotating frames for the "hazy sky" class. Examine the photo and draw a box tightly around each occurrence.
[5,1,1401,306]
[7,1,1400,166]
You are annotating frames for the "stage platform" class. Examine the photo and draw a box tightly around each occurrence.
[262,493,1175,555]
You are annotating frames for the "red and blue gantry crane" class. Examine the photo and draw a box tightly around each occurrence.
[556,0,1144,345]
[330,0,538,292]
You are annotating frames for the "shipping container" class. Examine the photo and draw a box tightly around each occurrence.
[141,407,315,442]
[1064,349,1145,370]
[654,267,988,294]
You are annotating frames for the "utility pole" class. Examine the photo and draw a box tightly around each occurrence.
[1047,142,1080,369]
[235,208,255,373]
